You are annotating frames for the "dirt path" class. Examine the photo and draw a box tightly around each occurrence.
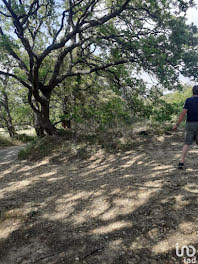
[0,133,197,264]
[0,145,25,163]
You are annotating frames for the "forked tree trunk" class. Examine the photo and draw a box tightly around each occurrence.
[30,83,57,136]
[33,100,57,136]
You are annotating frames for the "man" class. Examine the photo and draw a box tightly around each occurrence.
[173,85,198,169]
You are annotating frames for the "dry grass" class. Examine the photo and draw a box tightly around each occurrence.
[0,135,15,148]
[0,130,197,264]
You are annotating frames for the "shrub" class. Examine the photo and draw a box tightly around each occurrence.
[0,135,15,148]
[14,133,35,143]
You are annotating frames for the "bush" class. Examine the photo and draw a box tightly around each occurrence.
[14,133,35,143]
[18,133,87,160]
[0,135,15,148]
[18,136,58,160]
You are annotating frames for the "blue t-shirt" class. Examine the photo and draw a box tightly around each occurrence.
[183,96,198,122]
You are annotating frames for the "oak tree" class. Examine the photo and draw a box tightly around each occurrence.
[0,0,197,135]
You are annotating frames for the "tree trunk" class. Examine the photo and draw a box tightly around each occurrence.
[30,83,57,136]
[62,96,71,129]
[41,102,57,135]
[1,91,17,138]
[5,106,16,138]
[33,98,57,136]
[33,112,45,137]
[6,119,16,138]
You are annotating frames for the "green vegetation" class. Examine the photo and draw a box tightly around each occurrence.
[165,86,192,113]
[14,133,35,143]
[18,120,174,160]
[0,132,35,149]
[0,1,197,158]
[0,135,15,148]
[18,132,96,161]
[0,0,198,137]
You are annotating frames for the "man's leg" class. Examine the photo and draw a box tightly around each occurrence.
[181,144,190,163]
[178,124,193,168]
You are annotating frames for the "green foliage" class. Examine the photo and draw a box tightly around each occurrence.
[0,34,18,54]
[0,135,15,148]
[18,136,55,160]
[69,90,131,129]
[0,78,33,131]
[1,0,198,137]
[165,86,192,112]
[12,104,33,127]
[148,85,192,123]
[14,133,35,143]
[151,100,176,122]
[18,134,92,160]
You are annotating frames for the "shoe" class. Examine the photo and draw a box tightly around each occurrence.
[178,162,184,169]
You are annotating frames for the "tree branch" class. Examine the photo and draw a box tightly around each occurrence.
[28,89,40,114]
[38,0,131,63]
[0,27,29,72]
[50,59,132,89]
[0,10,11,17]
[0,70,31,89]
[1,0,37,82]
[81,0,131,29]
[48,37,91,89]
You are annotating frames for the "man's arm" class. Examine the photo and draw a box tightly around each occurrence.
[173,109,188,131]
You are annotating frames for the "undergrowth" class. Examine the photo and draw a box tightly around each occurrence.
[0,135,16,148]
[17,122,174,161]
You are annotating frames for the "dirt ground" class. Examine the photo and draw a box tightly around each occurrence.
[0,128,36,137]
[0,131,198,264]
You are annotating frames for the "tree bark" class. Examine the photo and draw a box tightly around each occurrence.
[62,96,71,129]
[1,89,17,138]
[33,108,57,136]
[32,89,57,136]
[40,102,57,135]
[5,117,16,138]
[33,112,45,137]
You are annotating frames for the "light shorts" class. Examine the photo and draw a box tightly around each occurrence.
[185,122,198,145]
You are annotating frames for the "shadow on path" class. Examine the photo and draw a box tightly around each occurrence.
[0,133,197,264]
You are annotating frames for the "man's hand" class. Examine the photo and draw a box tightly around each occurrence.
[173,124,178,131]
[173,109,187,131]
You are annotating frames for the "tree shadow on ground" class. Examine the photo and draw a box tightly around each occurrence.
[0,131,197,264]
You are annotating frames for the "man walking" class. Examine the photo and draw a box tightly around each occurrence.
[173,85,198,169]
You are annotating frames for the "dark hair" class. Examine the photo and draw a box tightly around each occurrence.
[192,85,198,95]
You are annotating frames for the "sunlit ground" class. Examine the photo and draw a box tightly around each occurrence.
[0,131,197,264]
[0,127,36,137]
